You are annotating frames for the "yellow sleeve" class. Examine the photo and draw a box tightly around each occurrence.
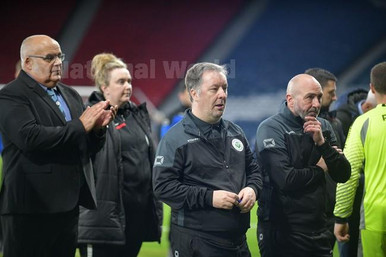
[334,118,365,218]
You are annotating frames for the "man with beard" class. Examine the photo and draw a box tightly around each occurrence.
[153,62,262,257]
[255,74,351,257]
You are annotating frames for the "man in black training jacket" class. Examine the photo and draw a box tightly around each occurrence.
[153,62,262,257]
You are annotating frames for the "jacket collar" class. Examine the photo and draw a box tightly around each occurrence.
[279,101,304,127]
[182,109,228,138]
[19,70,67,124]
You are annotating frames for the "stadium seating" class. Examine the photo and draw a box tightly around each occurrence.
[224,0,386,97]
[1,0,385,144]
[222,0,386,142]
[0,0,77,83]
[349,52,386,86]
[63,0,245,106]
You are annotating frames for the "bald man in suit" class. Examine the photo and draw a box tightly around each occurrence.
[0,35,116,257]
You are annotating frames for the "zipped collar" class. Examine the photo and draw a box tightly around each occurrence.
[279,101,304,127]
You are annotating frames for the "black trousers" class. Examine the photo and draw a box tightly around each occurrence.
[170,224,251,257]
[257,222,333,257]
[1,207,79,257]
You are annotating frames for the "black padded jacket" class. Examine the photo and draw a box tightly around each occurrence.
[78,91,162,245]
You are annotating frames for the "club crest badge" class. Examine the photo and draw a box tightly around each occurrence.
[232,139,244,152]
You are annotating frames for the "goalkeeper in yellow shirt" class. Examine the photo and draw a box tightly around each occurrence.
[334,62,386,257]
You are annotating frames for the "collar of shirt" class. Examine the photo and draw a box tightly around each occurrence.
[188,111,223,138]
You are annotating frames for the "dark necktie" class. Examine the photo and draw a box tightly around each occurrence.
[47,88,66,117]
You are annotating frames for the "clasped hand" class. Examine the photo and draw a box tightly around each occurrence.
[79,100,118,132]
[212,187,256,213]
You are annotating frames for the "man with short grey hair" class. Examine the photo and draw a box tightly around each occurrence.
[153,62,262,257]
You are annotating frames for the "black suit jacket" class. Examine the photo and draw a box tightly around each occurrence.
[0,70,101,214]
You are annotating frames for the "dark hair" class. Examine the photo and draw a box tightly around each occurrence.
[370,62,386,94]
[305,68,337,88]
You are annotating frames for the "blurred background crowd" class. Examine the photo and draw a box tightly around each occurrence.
[1,0,386,145]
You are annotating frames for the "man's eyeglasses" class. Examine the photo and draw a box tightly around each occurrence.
[28,53,65,63]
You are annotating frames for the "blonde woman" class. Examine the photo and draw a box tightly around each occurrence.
[78,53,162,257]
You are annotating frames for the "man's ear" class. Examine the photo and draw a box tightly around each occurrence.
[190,88,198,101]
[370,83,375,94]
[24,58,32,71]
[286,94,293,108]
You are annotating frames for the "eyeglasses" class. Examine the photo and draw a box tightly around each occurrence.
[28,53,65,63]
